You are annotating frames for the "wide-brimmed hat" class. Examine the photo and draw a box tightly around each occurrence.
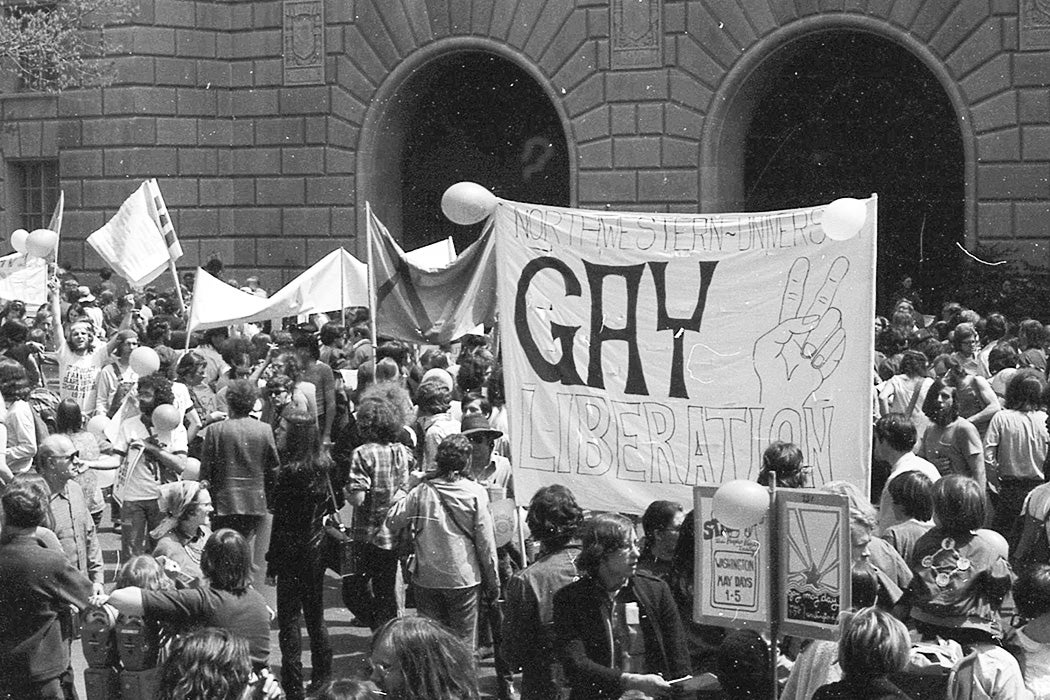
[77,286,95,303]
[460,414,502,440]
[150,481,207,540]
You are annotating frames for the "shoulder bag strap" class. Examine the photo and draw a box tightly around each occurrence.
[906,377,927,418]
[425,481,477,545]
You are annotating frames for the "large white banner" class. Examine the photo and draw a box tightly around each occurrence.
[494,198,877,514]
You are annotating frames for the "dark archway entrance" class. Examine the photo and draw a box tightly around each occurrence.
[742,31,964,315]
[382,51,570,253]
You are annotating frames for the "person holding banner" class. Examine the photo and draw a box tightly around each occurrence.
[553,513,689,700]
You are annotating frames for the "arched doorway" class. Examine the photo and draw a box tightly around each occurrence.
[702,27,967,316]
[365,50,571,254]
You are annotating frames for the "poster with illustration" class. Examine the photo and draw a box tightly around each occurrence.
[778,488,851,640]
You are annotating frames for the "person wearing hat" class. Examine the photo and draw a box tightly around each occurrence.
[461,414,513,500]
[152,481,214,587]
[74,285,106,337]
[461,413,517,699]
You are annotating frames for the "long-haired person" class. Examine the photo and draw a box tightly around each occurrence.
[812,607,911,700]
[104,528,272,670]
[368,616,480,700]
[266,410,333,699]
[157,627,254,700]
[553,513,690,700]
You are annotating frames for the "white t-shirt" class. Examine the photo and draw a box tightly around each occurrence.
[112,415,188,502]
[58,343,111,414]
[1016,627,1050,700]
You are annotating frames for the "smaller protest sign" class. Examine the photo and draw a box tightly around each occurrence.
[694,485,770,630]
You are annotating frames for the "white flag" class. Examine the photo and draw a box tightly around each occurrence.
[87,182,170,287]
[0,252,46,305]
[145,179,183,261]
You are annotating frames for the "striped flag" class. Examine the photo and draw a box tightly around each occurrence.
[145,178,183,261]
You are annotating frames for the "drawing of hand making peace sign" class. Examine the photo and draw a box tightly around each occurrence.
[753,256,850,405]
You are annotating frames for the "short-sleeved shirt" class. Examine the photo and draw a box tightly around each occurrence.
[142,586,271,668]
[57,343,111,414]
[918,419,983,478]
[348,442,412,549]
[984,409,1049,481]
[112,416,188,502]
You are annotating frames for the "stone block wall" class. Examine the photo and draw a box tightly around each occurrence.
[0,0,1046,285]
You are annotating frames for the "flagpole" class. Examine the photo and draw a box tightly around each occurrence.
[340,248,346,328]
[169,259,187,317]
[365,202,378,350]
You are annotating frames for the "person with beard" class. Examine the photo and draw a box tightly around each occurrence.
[111,374,188,559]
[49,280,126,415]
[917,379,985,488]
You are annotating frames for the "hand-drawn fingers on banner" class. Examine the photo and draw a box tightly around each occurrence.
[779,257,810,323]
[754,256,850,404]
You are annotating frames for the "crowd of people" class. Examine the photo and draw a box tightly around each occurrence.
[6,266,1050,699]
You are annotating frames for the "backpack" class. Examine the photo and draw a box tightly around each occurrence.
[27,387,60,437]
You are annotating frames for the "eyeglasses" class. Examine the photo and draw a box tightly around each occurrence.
[467,435,487,444]
[366,658,391,678]
[47,451,80,464]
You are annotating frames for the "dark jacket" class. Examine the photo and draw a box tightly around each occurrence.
[553,571,690,700]
[0,533,92,686]
[503,543,582,699]
[812,676,913,700]
[265,460,329,578]
[199,416,280,516]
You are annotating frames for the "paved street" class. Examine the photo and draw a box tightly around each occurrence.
[72,506,502,698]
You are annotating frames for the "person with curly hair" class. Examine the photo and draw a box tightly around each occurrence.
[157,627,253,700]
[413,378,458,473]
[503,484,585,699]
[342,396,414,631]
[111,373,188,559]
[368,616,480,700]
[386,434,499,648]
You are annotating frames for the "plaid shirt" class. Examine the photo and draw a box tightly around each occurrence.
[347,442,413,549]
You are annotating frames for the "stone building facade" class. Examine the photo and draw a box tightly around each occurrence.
[1,0,1046,299]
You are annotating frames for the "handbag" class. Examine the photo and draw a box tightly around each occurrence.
[320,474,358,576]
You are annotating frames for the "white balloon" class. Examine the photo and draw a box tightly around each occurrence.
[821,198,867,241]
[86,415,110,436]
[10,229,28,254]
[26,228,58,258]
[129,346,160,376]
[441,182,497,225]
[712,480,769,530]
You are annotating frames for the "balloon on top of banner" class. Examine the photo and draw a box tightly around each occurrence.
[441,182,498,225]
[821,198,867,241]
[493,195,878,514]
